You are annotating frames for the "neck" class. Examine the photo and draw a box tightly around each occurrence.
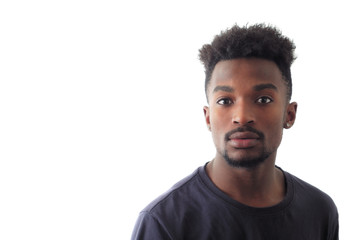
[206,154,285,208]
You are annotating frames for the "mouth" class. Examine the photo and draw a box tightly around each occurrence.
[227,132,261,149]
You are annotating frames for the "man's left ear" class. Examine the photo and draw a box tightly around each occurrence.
[284,102,297,129]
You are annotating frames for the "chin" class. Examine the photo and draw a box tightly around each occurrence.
[223,150,270,169]
[225,157,265,169]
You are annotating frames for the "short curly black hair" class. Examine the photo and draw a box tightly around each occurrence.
[199,23,296,101]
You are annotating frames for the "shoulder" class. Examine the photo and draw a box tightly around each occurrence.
[286,171,338,217]
[289,172,335,203]
[131,210,173,240]
[132,166,207,239]
[285,171,339,239]
[142,166,203,215]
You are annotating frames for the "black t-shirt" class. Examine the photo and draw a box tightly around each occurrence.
[132,164,338,240]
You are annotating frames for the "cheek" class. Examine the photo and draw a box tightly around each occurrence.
[209,108,229,128]
[264,115,284,145]
[209,110,231,144]
[269,125,284,143]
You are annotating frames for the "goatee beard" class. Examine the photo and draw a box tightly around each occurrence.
[222,126,270,169]
[223,149,271,169]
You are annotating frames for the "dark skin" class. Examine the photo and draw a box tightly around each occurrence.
[203,58,297,208]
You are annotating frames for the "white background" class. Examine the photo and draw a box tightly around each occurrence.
[0,0,353,239]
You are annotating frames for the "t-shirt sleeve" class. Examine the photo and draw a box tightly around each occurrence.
[328,210,339,240]
[131,211,172,240]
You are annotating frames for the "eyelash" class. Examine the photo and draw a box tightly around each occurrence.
[216,98,233,105]
[216,96,273,105]
[256,96,273,104]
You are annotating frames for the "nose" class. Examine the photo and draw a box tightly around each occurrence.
[232,100,255,125]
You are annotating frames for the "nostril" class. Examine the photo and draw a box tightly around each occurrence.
[233,119,255,125]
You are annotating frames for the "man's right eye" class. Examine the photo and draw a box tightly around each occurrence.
[216,98,233,105]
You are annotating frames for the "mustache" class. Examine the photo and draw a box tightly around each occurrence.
[224,126,265,141]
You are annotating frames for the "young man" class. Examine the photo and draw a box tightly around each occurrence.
[131,24,339,239]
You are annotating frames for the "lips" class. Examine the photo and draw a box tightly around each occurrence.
[228,132,260,140]
[228,132,260,149]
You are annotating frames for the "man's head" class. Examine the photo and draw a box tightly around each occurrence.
[200,24,297,169]
[199,24,296,102]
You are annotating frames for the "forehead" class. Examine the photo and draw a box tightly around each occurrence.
[208,58,286,96]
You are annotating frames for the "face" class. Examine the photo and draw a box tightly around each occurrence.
[204,58,297,168]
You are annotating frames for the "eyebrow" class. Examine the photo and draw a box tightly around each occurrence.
[212,84,277,94]
[212,85,234,93]
[253,83,278,92]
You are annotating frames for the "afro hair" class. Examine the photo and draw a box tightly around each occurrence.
[199,24,296,101]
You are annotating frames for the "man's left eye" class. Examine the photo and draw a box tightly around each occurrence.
[257,97,273,104]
